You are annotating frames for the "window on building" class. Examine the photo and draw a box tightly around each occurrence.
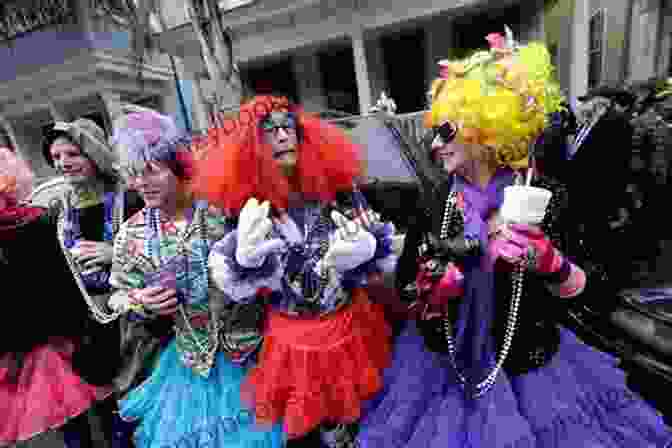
[381,28,427,114]
[452,4,523,59]
[588,9,605,88]
[242,58,299,103]
[318,45,359,115]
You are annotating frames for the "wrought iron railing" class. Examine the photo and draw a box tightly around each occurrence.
[328,110,428,144]
[198,105,428,145]
[0,0,75,42]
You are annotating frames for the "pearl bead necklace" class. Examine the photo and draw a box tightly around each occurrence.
[145,206,218,373]
[440,190,524,397]
[57,190,126,324]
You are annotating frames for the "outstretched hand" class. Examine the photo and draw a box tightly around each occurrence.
[235,198,285,267]
[321,211,377,272]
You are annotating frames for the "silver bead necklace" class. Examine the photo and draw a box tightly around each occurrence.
[440,189,525,397]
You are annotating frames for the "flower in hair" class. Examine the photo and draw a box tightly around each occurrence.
[428,26,565,169]
[486,33,506,50]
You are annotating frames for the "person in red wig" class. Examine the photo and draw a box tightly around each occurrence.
[194,95,396,448]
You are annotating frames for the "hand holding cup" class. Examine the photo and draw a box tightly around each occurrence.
[489,185,555,271]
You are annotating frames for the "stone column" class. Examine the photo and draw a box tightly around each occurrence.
[351,27,373,115]
[570,0,590,109]
[191,75,211,132]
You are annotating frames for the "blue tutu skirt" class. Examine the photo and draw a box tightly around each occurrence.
[119,340,285,448]
[357,322,672,448]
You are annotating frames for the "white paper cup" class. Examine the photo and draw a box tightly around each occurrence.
[499,186,552,225]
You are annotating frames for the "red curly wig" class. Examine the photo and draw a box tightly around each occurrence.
[192,96,363,214]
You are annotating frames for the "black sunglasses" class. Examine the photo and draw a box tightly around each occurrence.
[433,121,457,144]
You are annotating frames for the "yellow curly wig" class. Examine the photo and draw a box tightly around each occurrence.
[427,31,565,169]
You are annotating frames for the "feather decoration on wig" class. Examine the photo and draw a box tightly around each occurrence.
[111,105,193,180]
[427,26,565,169]
[0,147,34,206]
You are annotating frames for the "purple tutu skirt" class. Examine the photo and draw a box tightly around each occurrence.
[357,322,672,448]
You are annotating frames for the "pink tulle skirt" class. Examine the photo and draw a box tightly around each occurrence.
[0,337,113,446]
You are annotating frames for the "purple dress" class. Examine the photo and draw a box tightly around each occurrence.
[356,170,672,448]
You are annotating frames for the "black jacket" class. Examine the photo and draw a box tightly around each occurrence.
[396,175,604,375]
[0,209,88,355]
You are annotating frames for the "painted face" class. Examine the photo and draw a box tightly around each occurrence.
[125,161,180,210]
[262,112,298,172]
[49,137,97,183]
[431,121,466,173]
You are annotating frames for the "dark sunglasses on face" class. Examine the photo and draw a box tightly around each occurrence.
[433,121,457,144]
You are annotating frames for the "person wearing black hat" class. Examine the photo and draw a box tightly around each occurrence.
[570,90,635,291]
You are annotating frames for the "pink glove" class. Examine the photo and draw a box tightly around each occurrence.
[415,261,464,302]
[429,265,465,305]
[490,224,586,298]
[412,261,464,320]
[489,223,562,274]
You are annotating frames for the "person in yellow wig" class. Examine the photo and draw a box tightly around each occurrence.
[356,27,672,448]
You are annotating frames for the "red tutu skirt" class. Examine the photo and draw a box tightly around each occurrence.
[241,289,392,439]
[0,338,113,446]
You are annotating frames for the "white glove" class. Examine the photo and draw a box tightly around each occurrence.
[318,210,377,273]
[236,198,286,268]
[273,211,303,245]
